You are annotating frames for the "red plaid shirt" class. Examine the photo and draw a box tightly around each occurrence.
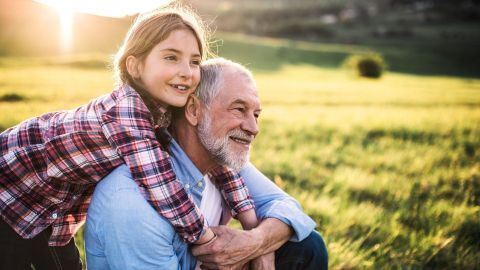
[0,84,253,246]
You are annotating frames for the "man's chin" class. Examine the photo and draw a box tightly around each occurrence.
[224,152,249,171]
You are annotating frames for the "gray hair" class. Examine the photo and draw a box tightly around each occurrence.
[195,58,255,106]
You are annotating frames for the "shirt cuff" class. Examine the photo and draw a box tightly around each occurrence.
[262,200,317,242]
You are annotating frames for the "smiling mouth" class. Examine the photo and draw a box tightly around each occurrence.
[230,136,252,145]
[171,84,190,91]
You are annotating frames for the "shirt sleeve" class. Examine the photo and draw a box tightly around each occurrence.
[50,186,95,246]
[239,163,317,242]
[207,166,255,217]
[100,97,206,243]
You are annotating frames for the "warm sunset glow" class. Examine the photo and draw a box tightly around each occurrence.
[58,5,73,53]
[33,0,174,53]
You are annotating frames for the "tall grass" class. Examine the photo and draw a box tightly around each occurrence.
[0,54,478,269]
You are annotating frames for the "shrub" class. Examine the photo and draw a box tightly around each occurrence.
[343,53,387,78]
[0,93,25,102]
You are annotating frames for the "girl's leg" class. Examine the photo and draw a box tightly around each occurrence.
[31,226,82,270]
[0,218,33,270]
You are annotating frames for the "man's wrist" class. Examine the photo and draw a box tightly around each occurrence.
[248,218,293,257]
[246,227,267,257]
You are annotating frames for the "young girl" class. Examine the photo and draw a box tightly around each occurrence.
[0,5,257,269]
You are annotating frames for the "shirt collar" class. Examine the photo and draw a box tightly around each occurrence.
[169,138,204,183]
[123,84,171,127]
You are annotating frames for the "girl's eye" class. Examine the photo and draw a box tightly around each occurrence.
[165,55,177,61]
[191,59,201,66]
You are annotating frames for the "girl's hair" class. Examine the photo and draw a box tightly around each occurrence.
[113,4,209,87]
[113,4,209,150]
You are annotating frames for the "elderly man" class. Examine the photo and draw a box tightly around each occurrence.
[85,58,328,269]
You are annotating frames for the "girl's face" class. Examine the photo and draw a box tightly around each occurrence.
[133,29,201,107]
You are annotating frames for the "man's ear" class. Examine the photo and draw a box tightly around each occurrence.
[126,55,140,79]
[185,95,200,126]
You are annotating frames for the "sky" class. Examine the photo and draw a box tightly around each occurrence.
[34,0,175,18]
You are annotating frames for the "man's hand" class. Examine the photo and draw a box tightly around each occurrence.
[250,252,275,270]
[192,225,263,269]
[192,218,292,269]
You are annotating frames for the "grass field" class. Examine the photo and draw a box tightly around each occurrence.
[0,39,479,269]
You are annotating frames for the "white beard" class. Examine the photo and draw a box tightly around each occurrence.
[198,112,250,171]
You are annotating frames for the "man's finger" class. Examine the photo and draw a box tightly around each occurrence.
[191,241,217,256]
[200,261,244,270]
[200,263,218,270]
[196,254,220,263]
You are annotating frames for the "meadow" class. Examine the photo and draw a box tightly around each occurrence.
[0,37,479,269]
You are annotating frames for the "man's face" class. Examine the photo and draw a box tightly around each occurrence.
[198,69,261,171]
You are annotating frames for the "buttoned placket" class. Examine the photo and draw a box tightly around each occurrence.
[182,178,205,206]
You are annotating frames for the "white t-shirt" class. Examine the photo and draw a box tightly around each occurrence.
[199,175,223,227]
[196,175,223,269]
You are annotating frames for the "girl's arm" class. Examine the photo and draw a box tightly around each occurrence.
[236,209,259,230]
[208,166,258,230]
[101,96,208,244]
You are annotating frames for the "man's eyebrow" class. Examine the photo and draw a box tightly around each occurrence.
[231,99,262,111]
[159,48,201,57]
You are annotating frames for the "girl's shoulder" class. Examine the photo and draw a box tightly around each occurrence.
[104,85,146,111]
[100,85,155,133]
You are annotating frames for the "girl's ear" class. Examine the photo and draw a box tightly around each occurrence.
[126,55,140,79]
[185,95,200,126]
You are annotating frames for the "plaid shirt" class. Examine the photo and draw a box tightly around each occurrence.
[0,84,254,246]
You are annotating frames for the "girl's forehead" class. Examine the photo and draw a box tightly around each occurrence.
[153,29,201,55]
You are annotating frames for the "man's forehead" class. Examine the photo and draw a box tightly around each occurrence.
[216,70,260,106]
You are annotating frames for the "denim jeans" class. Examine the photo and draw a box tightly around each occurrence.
[0,218,82,270]
[276,230,328,270]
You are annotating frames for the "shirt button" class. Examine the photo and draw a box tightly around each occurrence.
[51,213,58,219]
[184,184,190,189]
[197,181,203,187]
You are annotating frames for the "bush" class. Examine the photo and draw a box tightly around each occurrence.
[0,93,25,102]
[343,53,387,78]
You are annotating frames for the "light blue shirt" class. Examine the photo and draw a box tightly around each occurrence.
[85,139,316,270]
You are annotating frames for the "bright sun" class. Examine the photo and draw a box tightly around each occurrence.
[34,0,174,53]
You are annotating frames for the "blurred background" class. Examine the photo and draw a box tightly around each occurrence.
[0,0,479,269]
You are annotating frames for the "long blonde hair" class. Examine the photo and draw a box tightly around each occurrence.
[113,5,209,87]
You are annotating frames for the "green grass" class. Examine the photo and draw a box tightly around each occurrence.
[1,47,479,269]
[216,32,480,78]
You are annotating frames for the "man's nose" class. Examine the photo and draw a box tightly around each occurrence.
[242,113,259,136]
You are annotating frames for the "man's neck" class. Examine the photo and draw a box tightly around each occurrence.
[170,118,217,175]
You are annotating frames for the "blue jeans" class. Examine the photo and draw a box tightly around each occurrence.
[276,231,328,270]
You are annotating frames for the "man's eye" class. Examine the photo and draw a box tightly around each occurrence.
[235,107,245,112]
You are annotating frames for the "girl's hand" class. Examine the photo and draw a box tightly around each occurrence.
[194,228,217,245]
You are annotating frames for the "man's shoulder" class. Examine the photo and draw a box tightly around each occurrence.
[95,165,135,192]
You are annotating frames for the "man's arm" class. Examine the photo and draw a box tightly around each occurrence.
[241,163,317,241]
[192,163,317,268]
[191,218,292,268]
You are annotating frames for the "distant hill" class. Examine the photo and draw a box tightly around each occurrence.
[189,0,480,42]
[1,0,479,56]
[0,0,131,55]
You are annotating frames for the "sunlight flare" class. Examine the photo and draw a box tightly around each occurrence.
[58,6,73,53]
[34,0,174,53]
